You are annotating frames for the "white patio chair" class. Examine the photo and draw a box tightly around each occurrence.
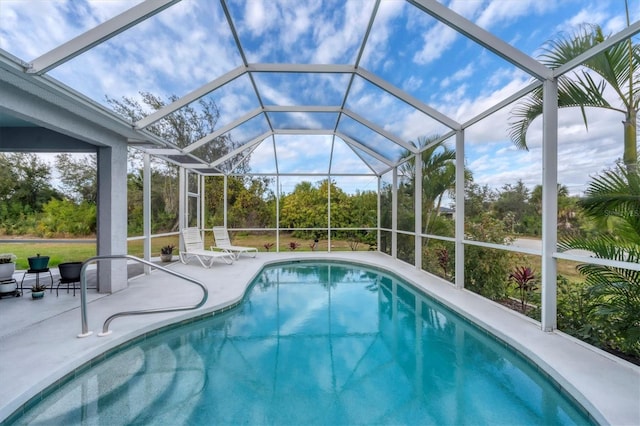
[212,226,258,259]
[179,227,234,268]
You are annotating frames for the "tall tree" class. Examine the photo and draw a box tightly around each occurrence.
[1,153,60,210]
[464,182,496,221]
[280,180,328,235]
[493,180,535,234]
[108,92,248,232]
[398,137,460,236]
[509,22,639,172]
[108,92,240,166]
[55,153,97,203]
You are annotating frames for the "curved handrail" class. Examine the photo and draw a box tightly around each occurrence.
[78,254,208,338]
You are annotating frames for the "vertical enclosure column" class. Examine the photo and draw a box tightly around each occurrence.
[223,175,228,229]
[327,174,332,252]
[414,152,422,269]
[178,166,186,250]
[200,174,205,230]
[377,176,381,252]
[143,153,151,274]
[455,130,465,289]
[276,175,280,252]
[541,78,559,331]
[392,167,398,258]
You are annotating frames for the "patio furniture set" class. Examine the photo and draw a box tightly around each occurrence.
[0,254,82,299]
[179,227,257,268]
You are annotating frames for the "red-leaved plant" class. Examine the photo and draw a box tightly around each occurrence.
[508,266,538,314]
[289,241,300,251]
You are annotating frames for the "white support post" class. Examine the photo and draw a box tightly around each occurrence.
[197,174,202,229]
[392,167,398,259]
[178,167,186,251]
[200,174,205,229]
[143,153,151,275]
[541,79,559,332]
[414,153,422,269]
[377,176,381,252]
[455,130,465,289]
[276,175,280,252]
[327,175,332,252]
[223,175,228,229]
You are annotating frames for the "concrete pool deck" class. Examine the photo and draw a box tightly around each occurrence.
[0,252,638,425]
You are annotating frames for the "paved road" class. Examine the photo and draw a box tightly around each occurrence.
[513,238,593,257]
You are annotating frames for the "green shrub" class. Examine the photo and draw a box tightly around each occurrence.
[464,215,512,300]
[38,199,96,237]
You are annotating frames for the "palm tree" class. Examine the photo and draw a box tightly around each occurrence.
[558,164,640,356]
[509,22,639,172]
[398,136,458,236]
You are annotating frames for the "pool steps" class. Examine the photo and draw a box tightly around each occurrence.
[14,341,209,424]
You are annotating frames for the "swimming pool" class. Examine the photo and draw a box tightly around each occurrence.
[8,261,592,425]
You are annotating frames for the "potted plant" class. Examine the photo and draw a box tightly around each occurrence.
[0,254,17,287]
[160,244,175,262]
[31,282,47,299]
[27,253,50,271]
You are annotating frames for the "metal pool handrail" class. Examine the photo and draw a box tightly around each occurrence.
[78,254,208,338]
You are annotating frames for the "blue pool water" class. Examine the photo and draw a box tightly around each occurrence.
[10,261,591,425]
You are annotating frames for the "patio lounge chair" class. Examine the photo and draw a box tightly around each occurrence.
[179,227,234,268]
[212,226,258,259]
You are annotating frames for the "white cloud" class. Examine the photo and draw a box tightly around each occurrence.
[563,8,608,30]
[313,0,373,64]
[413,23,458,65]
[448,0,485,20]
[440,64,474,88]
[244,1,271,36]
[403,75,423,92]
[475,0,554,30]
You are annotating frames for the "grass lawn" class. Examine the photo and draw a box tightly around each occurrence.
[1,236,179,270]
[0,241,97,270]
[0,232,370,270]
[1,233,584,286]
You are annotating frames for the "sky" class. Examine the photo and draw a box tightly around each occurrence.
[0,0,638,197]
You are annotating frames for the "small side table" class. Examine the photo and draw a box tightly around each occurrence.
[20,268,53,292]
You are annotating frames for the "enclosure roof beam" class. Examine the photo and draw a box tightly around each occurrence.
[462,81,542,129]
[263,105,412,153]
[264,105,341,113]
[408,0,551,81]
[276,129,334,135]
[135,66,246,130]
[184,108,263,153]
[209,131,270,168]
[356,67,460,130]
[27,0,180,74]
[247,63,355,73]
[342,110,416,153]
[336,131,394,167]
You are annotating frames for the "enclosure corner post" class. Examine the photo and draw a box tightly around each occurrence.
[541,78,559,332]
[455,130,465,289]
